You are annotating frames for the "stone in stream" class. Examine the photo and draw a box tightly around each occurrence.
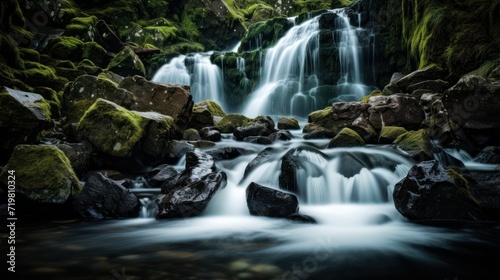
[73,171,141,219]
[393,160,486,221]
[206,147,251,160]
[367,94,425,131]
[277,117,300,130]
[474,146,500,164]
[246,182,300,218]
[199,127,222,142]
[157,149,227,219]
[146,164,178,188]
[393,129,434,162]
[234,115,276,141]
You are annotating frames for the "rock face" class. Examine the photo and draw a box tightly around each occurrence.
[157,149,227,219]
[73,172,141,219]
[246,182,299,218]
[119,76,193,130]
[393,160,486,221]
[0,87,52,149]
[367,94,425,130]
[107,46,146,77]
[0,145,82,204]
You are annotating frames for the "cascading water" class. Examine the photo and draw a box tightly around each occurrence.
[243,9,373,117]
[152,53,225,109]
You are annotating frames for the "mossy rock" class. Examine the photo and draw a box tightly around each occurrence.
[107,46,146,77]
[240,17,294,51]
[328,127,365,148]
[308,106,334,124]
[183,128,201,141]
[278,117,300,130]
[0,145,82,204]
[216,113,252,133]
[22,61,68,90]
[379,126,408,144]
[0,87,52,149]
[45,36,85,62]
[394,129,434,161]
[82,42,110,68]
[77,59,102,75]
[64,16,98,41]
[77,98,148,158]
[18,47,40,62]
[194,100,226,117]
[360,90,384,103]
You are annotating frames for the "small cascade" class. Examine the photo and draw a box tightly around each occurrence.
[243,8,374,118]
[152,53,225,109]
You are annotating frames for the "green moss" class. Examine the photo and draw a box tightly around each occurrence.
[394,129,434,160]
[447,167,481,205]
[55,60,76,69]
[194,100,226,117]
[328,127,365,148]
[64,16,98,39]
[0,145,82,203]
[82,42,108,67]
[107,46,146,77]
[241,17,293,50]
[308,107,334,123]
[78,98,147,157]
[46,36,84,62]
[23,61,67,89]
[216,113,252,133]
[18,47,40,62]
[360,90,384,103]
[379,126,408,143]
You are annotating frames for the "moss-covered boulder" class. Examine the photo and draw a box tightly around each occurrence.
[122,18,180,51]
[62,75,136,124]
[76,59,102,75]
[195,100,226,117]
[394,129,434,161]
[136,111,178,159]
[0,87,52,149]
[188,100,226,130]
[328,127,365,148]
[95,20,125,53]
[379,126,408,144]
[278,117,300,130]
[0,145,82,204]
[119,76,193,130]
[45,36,85,62]
[216,113,252,133]
[107,46,146,77]
[64,16,99,41]
[23,61,68,91]
[77,99,148,158]
[234,115,276,141]
[183,128,201,141]
[82,41,111,68]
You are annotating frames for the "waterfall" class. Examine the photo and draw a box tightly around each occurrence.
[243,9,373,118]
[152,53,225,109]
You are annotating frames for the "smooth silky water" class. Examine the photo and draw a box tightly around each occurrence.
[15,127,500,279]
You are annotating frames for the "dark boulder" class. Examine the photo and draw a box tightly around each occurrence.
[146,164,178,188]
[243,136,273,145]
[367,94,425,131]
[73,172,141,219]
[207,147,251,160]
[393,160,486,221]
[234,115,276,141]
[244,147,278,177]
[246,182,299,218]
[199,127,222,142]
[474,146,500,164]
[466,171,500,220]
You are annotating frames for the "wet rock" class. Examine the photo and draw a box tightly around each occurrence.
[165,140,195,162]
[0,145,82,205]
[146,164,178,187]
[466,171,500,220]
[234,116,276,141]
[119,76,193,130]
[188,106,215,130]
[367,94,425,130]
[393,160,486,221]
[73,171,140,219]
[474,146,500,164]
[243,136,273,145]
[136,111,178,159]
[246,182,299,218]
[244,147,277,177]
[286,213,317,223]
[157,170,227,219]
[394,129,434,161]
[278,117,300,130]
[350,114,377,143]
[269,130,294,142]
[0,87,52,149]
[206,147,251,160]
[199,127,221,142]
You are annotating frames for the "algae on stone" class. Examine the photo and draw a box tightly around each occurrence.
[0,145,82,204]
[78,98,147,157]
[394,129,434,161]
[216,113,252,133]
[328,127,365,148]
